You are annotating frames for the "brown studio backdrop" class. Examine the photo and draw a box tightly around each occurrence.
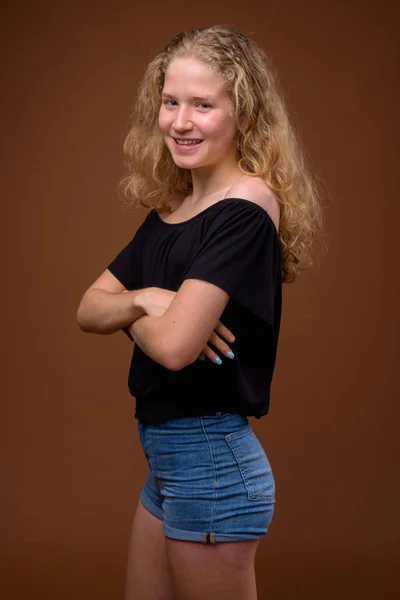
[1,1,398,598]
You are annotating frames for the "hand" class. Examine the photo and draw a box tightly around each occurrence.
[199,320,236,364]
[140,287,236,363]
[141,287,176,317]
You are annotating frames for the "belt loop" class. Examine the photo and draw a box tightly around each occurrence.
[202,532,216,544]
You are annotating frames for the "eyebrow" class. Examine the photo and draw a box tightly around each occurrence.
[161,93,216,102]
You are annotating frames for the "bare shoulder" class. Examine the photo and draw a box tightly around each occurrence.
[226,177,280,231]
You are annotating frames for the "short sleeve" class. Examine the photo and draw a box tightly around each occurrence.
[106,213,151,290]
[182,200,281,325]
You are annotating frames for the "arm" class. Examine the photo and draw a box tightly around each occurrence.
[127,314,170,366]
[77,288,150,334]
[76,268,152,335]
[128,278,231,371]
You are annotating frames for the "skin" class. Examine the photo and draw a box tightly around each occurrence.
[158,56,244,209]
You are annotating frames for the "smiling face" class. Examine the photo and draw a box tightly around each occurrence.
[158,57,238,171]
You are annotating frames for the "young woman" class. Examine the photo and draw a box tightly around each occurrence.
[77,25,323,600]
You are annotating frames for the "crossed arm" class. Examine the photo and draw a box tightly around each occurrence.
[127,279,232,370]
[77,269,232,371]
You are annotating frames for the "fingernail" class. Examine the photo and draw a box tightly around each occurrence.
[227,351,235,359]
[214,357,222,365]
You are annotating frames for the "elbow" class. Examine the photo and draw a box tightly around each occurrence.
[165,358,186,371]
[149,322,199,371]
[76,300,99,334]
[161,343,197,372]
[160,352,184,372]
[164,358,188,372]
[76,307,91,333]
[77,320,91,333]
[76,312,107,335]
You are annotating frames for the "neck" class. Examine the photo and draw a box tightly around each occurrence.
[188,157,243,206]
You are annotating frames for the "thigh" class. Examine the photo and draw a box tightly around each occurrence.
[166,537,260,600]
[124,499,175,600]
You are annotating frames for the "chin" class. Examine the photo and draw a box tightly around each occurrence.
[169,153,203,168]
[172,161,199,170]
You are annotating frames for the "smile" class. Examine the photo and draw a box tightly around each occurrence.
[173,138,204,150]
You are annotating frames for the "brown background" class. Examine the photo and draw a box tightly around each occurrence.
[1,1,398,598]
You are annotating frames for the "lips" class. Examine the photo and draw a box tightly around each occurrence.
[172,138,204,151]
[174,138,203,145]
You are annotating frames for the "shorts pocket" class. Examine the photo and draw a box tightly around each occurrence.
[225,425,275,501]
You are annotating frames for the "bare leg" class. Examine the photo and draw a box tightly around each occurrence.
[124,500,176,600]
[166,537,260,600]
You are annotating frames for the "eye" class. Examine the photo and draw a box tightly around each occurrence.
[163,99,177,107]
[198,103,211,110]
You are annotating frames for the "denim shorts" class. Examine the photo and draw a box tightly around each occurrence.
[138,412,276,544]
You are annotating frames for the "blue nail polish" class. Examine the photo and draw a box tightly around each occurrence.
[227,351,235,359]
[214,357,222,365]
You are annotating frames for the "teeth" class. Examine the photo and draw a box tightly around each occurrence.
[176,139,202,145]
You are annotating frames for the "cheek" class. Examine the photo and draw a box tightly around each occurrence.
[203,112,236,139]
[158,109,170,134]
[207,118,237,149]
[221,112,237,139]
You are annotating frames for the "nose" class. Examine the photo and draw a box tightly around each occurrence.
[173,106,193,132]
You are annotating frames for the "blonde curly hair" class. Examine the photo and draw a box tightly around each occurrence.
[119,25,325,283]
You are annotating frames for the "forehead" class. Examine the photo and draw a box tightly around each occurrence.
[163,57,228,97]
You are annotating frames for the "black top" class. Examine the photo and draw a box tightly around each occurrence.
[107,198,282,424]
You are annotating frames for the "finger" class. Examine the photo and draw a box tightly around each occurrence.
[200,343,230,364]
[208,331,235,359]
[214,320,235,342]
[199,344,223,364]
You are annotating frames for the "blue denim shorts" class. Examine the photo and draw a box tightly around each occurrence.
[138,412,275,544]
